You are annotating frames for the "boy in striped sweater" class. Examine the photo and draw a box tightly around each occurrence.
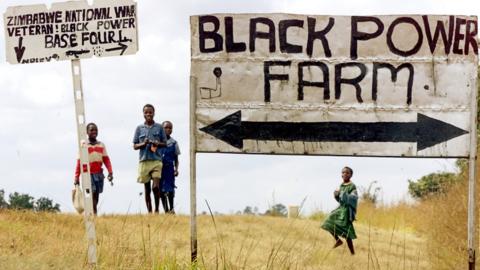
[74,123,113,215]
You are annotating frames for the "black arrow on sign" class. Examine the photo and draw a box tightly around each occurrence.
[199,110,468,151]
[14,37,26,63]
[66,49,90,58]
[106,42,128,55]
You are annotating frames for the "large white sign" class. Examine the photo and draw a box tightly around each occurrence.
[190,14,478,157]
[3,0,138,64]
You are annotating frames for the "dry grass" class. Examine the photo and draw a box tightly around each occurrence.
[1,207,429,270]
[351,150,480,269]
[3,160,479,270]
[405,158,479,270]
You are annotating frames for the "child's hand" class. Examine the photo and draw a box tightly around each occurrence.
[144,138,150,145]
[108,173,114,186]
[333,190,340,197]
[174,170,179,177]
[74,179,79,186]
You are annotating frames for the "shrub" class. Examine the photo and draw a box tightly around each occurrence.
[358,181,381,205]
[264,204,287,217]
[407,172,457,199]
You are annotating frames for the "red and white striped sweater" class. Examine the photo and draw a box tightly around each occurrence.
[74,140,113,179]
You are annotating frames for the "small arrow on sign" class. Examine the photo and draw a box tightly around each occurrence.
[199,111,469,151]
[66,49,90,58]
[14,37,26,63]
[106,42,128,55]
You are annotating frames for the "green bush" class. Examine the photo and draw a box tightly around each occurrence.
[408,172,457,199]
[308,211,326,221]
[8,192,34,210]
[4,191,60,212]
[264,204,287,217]
[0,189,8,211]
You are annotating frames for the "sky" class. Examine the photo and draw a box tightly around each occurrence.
[0,0,478,216]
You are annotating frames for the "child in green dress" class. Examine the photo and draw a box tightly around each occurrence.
[321,166,358,255]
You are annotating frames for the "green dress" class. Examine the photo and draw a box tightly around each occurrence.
[321,182,358,239]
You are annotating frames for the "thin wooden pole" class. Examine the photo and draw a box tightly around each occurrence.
[190,76,198,264]
[468,77,478,270]
[71,59,98,267]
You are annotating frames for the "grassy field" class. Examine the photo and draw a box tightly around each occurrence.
[1,205,430,270]
[3,156,479,270]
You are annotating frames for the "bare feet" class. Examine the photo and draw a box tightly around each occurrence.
[333,239,343,249]
[346,238,355,255]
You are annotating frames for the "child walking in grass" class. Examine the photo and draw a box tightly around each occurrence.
[74,123,113,215]
[160,121,180,214]
[133,104,167,213]
[321,166,358,255]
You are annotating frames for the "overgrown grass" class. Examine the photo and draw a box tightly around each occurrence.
[10,165,480,270]
[306,151,480,269]
[4,163,478,270]
[0,206,429,269]
[406,157,480,269]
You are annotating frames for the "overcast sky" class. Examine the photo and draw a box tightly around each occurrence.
[0,0,478,215]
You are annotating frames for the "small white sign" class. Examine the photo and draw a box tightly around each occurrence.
[190,14,478,158]
[4,0,138,64]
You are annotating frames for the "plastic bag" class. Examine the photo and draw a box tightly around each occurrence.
[72,184,85,214]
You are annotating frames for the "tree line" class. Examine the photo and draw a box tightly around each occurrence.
[240,204,288,217]
[0,189,60,212]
